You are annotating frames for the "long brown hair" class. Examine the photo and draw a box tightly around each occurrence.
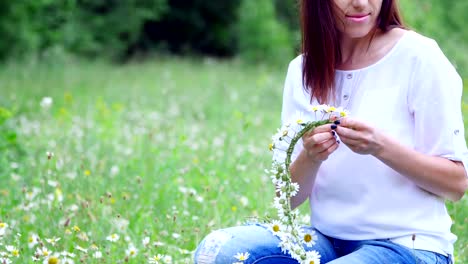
[300,0,404,103]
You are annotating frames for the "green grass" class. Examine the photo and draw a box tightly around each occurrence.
[0,56,467,263]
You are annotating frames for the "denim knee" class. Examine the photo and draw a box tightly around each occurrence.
[194,224,337,264]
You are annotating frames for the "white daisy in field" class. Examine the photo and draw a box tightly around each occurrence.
[92,251,102,259]
[0,222,8,236]
[163,255,172,263]
[40,97,53,109]
[43,254,60,264]
[234,252,250,261]
[148,254,165,263]
[74,245,87,253]
[142,236,150,247]
[0,258,11,264]
[106,233,120,242]
[5,245,19,257]
[35,247,51,257]
[45,237,61,246]
[28,233,39,248]
[125,244,138,258]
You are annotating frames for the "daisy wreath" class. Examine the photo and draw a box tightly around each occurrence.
[267,105,348,264]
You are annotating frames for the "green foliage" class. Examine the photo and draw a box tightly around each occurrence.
[399,0,468,77]
[237,0,295,65]
[145,1,240,56]
[0,0,167,59]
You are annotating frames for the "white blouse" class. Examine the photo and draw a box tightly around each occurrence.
[281,30,468,256]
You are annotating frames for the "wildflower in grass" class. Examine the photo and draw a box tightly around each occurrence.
[5,245,19,257]
[153,241,165,247]
[28,233,39,248]
[92,251,102,259]
[163,255,172,263]
[172,233,181,239]
[40,97,53,109]
[125,244,138,258]
[142,236,150,247]
[36,247,51,257]
[106,233,120,242]
[46,151,54,160]
[45,237,61,246]
[0,222,7,236]
[76,232,89,241]
[75,245,87,253]
[72,225,80,232]
[148,254,165,263]
[0,257,12,264]
[234,252,250,261]
[45,255,60,264]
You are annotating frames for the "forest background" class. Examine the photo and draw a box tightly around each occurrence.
[0,1,467,263]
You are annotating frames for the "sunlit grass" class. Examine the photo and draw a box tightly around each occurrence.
[0,56,466,263]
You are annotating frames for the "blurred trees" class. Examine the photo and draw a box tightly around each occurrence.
[0,0,466,72]
[0,0,167,60]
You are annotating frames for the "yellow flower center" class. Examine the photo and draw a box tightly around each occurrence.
[12,250,19,257]
[309,261,314,264]
[0,223,5,228]
[304,234,312,242]
[269,143,274,151]
[48,256,59,264]
[340,111,347,117]
[296,119,303,124]
[273,225,280,232]
[43,250,49,256]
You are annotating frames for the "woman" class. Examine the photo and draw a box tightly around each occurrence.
[194,0,468,263]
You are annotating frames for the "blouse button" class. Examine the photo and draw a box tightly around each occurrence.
[454,129,460,135]
[343,94,349,100]
[346,73,353,79]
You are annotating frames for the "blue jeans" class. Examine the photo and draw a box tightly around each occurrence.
[194,224,451,264]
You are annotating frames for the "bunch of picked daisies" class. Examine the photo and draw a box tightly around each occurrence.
[266,105,348,264]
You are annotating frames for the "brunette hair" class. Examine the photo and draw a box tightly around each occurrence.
[300,0,405,103]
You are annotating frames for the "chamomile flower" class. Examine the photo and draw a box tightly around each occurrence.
[106,233,119,242]
[148,254,165,263]
[125,244,138,258]
[28,233,39,248]
[302,230,318,247]
[92,251,102,259]
[303,250,321,264]
[0,222,8,236]
[267,220,285,236]
[234,252,250,261]
[5,245,19,257]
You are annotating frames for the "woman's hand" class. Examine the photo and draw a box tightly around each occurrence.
[335,118,385,156]
[302,124,340,162]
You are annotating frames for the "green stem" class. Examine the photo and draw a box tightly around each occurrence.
[282,119,331,248]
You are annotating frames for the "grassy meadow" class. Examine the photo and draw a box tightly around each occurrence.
[0,56,467,263]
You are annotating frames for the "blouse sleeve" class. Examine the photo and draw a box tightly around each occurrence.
[408,40,468,177]
[277,58,305,163]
